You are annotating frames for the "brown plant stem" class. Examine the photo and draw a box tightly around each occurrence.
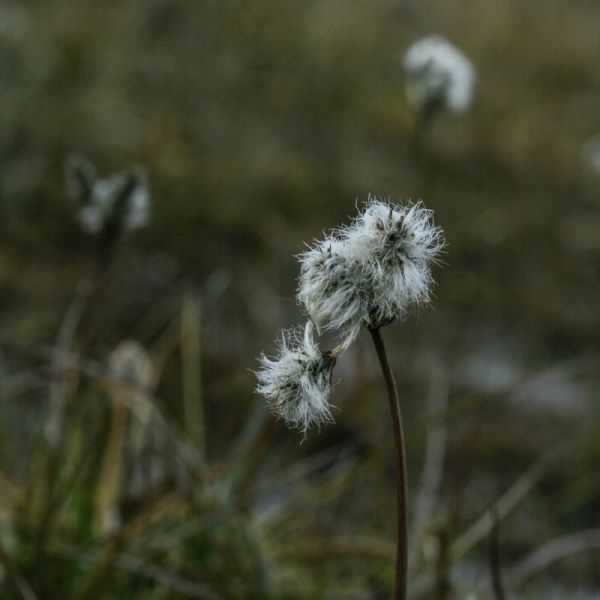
[489,510,506,600]
[369,327,408,600]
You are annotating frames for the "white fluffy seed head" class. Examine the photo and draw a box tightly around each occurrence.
[345,198,445,327]
[403,35,475,115]
[297,236,368,347]
[121,176,150,230]
[78,175,122,233]
[66,156,150,234]
[256,322,335,434]
[297,198,445,338]
[79,173,149,234]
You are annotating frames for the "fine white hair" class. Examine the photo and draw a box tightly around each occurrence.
[297,198,445,345]
[403,35,475,114]
[256,322,335,434]
[343,198,445,324]
[297,236,368,348]
[260,198,444,433]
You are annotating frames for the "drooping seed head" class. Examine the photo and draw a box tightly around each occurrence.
[256,322,336,434]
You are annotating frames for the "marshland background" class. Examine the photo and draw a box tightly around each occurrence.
[1,0,599,598]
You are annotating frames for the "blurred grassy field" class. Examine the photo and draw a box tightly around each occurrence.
[0,0,599,598]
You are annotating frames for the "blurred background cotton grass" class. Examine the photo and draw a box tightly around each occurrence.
[1,0,600,598]
[403,35,475,137]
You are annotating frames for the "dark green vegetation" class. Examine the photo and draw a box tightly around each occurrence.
[1,0,599,598]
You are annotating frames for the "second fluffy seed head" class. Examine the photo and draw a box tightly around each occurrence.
[298,199,444,344]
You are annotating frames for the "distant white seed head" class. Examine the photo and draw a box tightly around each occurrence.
[79,173,149,234]
[122,177,150,230]
[581,134,600,175]
[297,198,445,337]
[256,322,335,433]
[78,175,122,234]
[108,340,154,456]
[66,156,150,234]
[403,35,475,115]
[109,340,153,389]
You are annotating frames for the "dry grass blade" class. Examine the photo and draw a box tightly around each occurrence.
[281,536,395,562]
[94,387,129,535]
[0,471,20,523]
[432,527,450,600]
[507,527,600,588]
[181,290,206,466]
[95,341,154,535]
[259,454,360,534]
[266,443,353,490]
[73,492,185,599]
[41,345,206,479]
[0,541,38,600]
[59,542,224,600]
[114,552,224,600]
[450,452,556,562]
[45,282,90,448]
[208,404,272,496]
[411,360,448,553]
[449,423,597,565]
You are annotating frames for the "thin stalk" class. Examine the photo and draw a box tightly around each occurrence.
[45,282,89,448]
[369,327,408,600]
[32,283,88,560]
[94,383,129,535]
[489,510,506,600]
[433,526,450,600]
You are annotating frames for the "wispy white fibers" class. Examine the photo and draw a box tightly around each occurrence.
[256,322,335,434]
[403,35,475,115]
[343,198,445,326]
[297,236,368,348]
[298,198,445,345]
[260,198,444,433]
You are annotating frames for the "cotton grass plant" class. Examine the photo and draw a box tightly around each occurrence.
[403,35,475,137]
[256,321,336,434]
[256,196,445,599]
[66,155,150,268]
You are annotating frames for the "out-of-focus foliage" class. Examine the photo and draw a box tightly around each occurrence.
[0,0,599,598]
